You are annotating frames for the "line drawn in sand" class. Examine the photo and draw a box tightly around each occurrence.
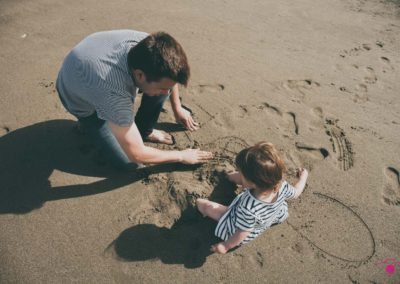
[324,118,354,171]
[295,142,330,159]
[288,192,376,264]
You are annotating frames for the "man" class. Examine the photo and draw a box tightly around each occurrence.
[56,30,213,170]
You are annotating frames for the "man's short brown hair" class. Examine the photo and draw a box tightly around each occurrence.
[235,142,286,190]
[127,31,190,86]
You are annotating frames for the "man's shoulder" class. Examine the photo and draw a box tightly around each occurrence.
[86,29,148,42]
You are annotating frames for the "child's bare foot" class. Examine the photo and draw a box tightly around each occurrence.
[144,129,175,145]
[210,242,228,254]
[227,171,242,185]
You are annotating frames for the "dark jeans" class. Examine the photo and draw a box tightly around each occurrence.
[78,94,169,171]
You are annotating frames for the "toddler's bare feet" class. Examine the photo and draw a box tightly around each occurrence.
[211,242,228,254]
[144,129,174,145]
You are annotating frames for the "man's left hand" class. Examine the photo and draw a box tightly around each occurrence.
[174,107,199,131]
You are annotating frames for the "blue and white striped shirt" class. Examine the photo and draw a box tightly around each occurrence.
[215,181,296,244]
[56,30,148,126]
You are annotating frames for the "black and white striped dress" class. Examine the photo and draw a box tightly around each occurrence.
[215,181,296,245]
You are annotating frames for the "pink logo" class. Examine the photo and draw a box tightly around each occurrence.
[376,258,400,276]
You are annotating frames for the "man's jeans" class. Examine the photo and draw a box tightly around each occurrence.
[78,94,169,171]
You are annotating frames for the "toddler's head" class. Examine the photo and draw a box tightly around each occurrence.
[235,142,285,191]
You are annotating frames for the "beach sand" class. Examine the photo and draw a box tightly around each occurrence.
[0,0,399,283]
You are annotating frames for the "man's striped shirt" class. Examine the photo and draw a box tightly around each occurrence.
[215,181,296,244]
[56,30,148,126]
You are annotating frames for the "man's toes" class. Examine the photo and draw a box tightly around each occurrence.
[163,132,175,145]
[165,136,174,145]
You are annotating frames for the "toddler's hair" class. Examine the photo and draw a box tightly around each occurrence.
[235,142,285,190]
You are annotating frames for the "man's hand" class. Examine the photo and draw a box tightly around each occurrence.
[174,107,199,131]
[210,242,229,254]
[180,148,213,164]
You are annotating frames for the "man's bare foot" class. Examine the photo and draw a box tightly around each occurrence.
[144,129,175,145]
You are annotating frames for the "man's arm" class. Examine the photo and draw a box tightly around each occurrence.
[211,229,250,254]
[109,121,212,165]
[169,85,199,131]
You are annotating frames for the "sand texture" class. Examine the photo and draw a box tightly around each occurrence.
[1,0,400,283]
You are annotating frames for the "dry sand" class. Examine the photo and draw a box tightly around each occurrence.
[1,0,400,283]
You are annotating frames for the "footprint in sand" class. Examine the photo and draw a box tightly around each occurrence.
[280,79,321,100]
[289,109,354,172]
[307,107,325,131]
[248,251,264,268]
[285,142,329,172]
[363,66,377,84]
[324,118,354,171]
[382,167,400,206]
[194,84,224,93]
[353,83,369,103]
[337,83,369,104]
[335,66,374,104]
[380,56,390,64]
[380,56,395,73]
[339,43,372,58]
[289,192,375,263]
[248,103,299,136]
[233,251,264,269]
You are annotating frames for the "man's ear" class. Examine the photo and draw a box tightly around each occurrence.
[133,69,146,83]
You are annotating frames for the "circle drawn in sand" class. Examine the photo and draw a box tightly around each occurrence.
[289,192,375,263]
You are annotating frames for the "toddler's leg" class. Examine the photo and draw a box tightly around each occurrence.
[196,199,228,221]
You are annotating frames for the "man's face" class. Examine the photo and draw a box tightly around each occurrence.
[133,70,176,96]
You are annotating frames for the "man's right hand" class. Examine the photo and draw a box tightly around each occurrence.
[180,149,213,164]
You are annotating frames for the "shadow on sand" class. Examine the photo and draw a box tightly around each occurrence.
[110,170,238,268]
[0,119,238,268]
[0,119,191,214]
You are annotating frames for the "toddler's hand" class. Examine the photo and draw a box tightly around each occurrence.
[297,168,309,179]
[210,242,228,254]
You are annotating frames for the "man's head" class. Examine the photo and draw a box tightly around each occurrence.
[128,31,190,96]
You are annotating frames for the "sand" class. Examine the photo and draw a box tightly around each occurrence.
[0,0,399,283]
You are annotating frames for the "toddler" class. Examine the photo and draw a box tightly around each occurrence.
[196,141,308,254]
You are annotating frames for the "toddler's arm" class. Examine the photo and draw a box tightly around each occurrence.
[211,229,250,254]
[293,168,308,198]
[227,171,242,185]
